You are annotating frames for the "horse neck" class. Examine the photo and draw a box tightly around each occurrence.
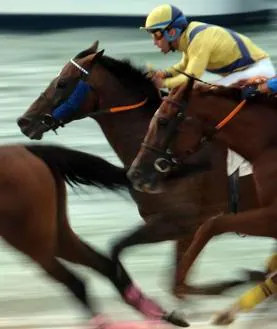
[189,94,277,162]
[87,62,162,166]
[94,105,155,167]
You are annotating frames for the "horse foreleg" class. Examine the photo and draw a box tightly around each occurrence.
[174,206,277,297]
[173,235,247,298]
[111,215,191,261]
[173,237,194,297]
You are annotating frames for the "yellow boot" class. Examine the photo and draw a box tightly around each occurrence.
[266,253,277,273]
[212,273,277,326]
[236,274,277,311]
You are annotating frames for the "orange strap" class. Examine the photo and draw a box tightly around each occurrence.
[110,98,147,113]
[215,100,246,130]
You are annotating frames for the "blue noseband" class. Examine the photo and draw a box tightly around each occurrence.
[52,80,92,121]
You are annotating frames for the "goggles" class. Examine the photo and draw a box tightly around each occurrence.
[150,29,164,40]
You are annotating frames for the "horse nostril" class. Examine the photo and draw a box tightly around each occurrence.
[134,170,142,178]
[127,168,141,181]
[17,117,31,128]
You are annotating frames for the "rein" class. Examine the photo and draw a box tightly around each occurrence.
[173,68,247,131]
[215,99,246,130]
[89,98,148,117]
[173,69,217,88]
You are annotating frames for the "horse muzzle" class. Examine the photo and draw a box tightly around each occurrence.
[127,166,164,193]
[17,115,56,140]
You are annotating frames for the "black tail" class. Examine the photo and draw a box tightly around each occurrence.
[26,144,130,191]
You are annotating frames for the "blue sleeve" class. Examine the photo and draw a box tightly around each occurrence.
[267,77,277,93]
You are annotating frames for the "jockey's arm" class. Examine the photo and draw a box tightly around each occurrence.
[164,53,187,77]
[162,35,213,89]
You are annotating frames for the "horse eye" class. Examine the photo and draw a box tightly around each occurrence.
[158,117,169,126]
[184,116,194,122]
[57,80,67,89]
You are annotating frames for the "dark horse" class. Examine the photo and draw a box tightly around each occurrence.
[17,41,264,298]
[0,143,188,327]
[127,78,277,311]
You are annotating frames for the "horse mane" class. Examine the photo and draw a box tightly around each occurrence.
[98,56,162,106]
[75,48,162,108]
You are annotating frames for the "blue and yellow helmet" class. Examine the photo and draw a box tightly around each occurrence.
[140,4,188,41]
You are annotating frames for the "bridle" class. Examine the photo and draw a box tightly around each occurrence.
[141,96,200,173]
[141,78,246,173]
[36,58,148,133]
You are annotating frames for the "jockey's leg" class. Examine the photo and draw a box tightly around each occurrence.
[212,269,277,325]
[266,252,277,273]
[214,58,276,87]
[213,57,276,182]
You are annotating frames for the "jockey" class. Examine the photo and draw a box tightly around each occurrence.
[140,4,275,89]
[140,4,276,177]
[242,76,277,99]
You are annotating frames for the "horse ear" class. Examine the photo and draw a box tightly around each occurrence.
[96,49,105,58]
[90,40,99,53]
[91,49,104,63]
[74,42,100,59]
[87,49,105,66]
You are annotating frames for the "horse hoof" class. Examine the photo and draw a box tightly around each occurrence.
[243,269,267,282]
[163,311,190,327]
[211,311,235,326]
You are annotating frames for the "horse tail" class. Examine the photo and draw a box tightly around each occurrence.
[25,144,130,191]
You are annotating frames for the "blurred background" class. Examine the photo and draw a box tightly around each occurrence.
[0,1,277,328]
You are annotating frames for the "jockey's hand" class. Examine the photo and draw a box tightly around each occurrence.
[244,76,267,86]
[146,69,167,80]
[152,75,164,89]
[258,82,269,93]
[150,71,173,89]
[238,76,268,88]
[153,70,168,79]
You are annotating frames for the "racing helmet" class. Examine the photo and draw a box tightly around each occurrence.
[140,4,188,42]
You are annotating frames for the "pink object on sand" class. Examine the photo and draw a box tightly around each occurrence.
[89,317,175,329]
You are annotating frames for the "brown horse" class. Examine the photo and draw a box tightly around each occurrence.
[0,143,188,327]
[17,41,264,298]
[127,77,277,298]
